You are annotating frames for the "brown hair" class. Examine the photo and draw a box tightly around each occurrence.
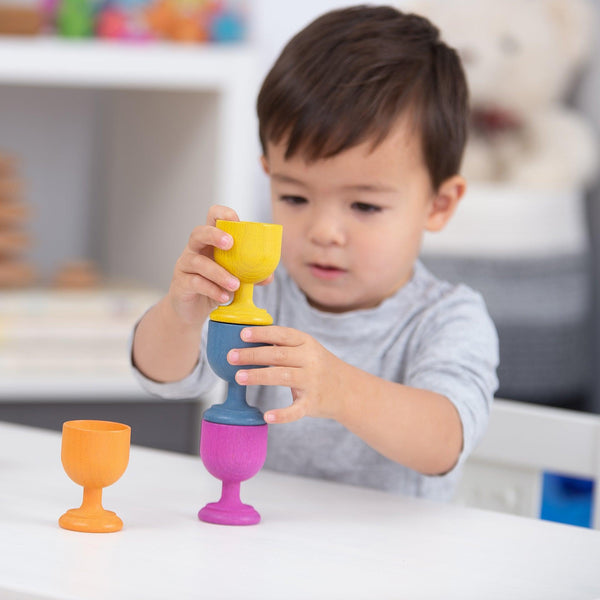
[257,5,468,190]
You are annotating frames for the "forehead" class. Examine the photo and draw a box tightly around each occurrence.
[265,116,425,181]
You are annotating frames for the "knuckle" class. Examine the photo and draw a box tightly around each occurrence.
[209,205,238,223]
[250,368,266,384]
[273,347,287,363]
[190,274,204,291]
[191,253,207,272]
[207,204,221,219]
[188,226,203,244]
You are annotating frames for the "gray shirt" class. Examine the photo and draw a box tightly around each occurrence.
[132,261,499,501]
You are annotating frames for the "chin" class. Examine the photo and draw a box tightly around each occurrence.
[305,293,367,314]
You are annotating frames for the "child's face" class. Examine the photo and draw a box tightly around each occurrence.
[262,119,454,313]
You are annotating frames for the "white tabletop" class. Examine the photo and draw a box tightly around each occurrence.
[1,421,599,600]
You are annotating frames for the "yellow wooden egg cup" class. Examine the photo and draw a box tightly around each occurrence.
[210,220,282,326]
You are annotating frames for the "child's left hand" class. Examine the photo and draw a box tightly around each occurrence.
[227,326,348,424]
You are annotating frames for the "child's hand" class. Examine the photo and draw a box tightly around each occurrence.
[168,205,241,326]
[228,326,348,424]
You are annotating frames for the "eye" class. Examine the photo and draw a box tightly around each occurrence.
[280,195,307,206]
[352,202,382,214]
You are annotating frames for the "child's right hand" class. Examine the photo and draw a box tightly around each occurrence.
[167,205,241,326]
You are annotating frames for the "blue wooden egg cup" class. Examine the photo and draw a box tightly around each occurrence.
[203,319,266,426]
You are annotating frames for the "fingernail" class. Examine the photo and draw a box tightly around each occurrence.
[220,292,230,303]
[241,328,251,341]
[236,370,248,384]
[221,235,233,249]
[228,350,239,363]
[227,277,239,291]
[265,413,276,423]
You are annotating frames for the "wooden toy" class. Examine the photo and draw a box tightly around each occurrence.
[56,0,94,37]
[210,220,282,326]
[203,320,266,426]
[53,259,101,288]
[0,230,29,255]
[96,6,129,39]
[0,154,35,287]
[199,420,268,525]
[198,220,282,526]
[59,420,131,533]
[0,260,36,287]
[0,5,43,35]
[209,7,244,43]
[0,177,21,202]
[0,201,29,227]
[0,154,16,175]
[145,0,208,43]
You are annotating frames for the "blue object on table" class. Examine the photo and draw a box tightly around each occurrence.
[541,472,594,528]
[203,320,265,426]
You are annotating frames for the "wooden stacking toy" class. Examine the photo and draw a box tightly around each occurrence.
[59,420,131,533]
[0,153,35,287]
[198,220,282,526]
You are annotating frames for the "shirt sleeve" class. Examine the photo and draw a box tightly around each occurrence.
[404,286,499,470]
[129,314,219,400]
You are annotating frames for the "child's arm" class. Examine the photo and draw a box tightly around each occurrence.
[228,325,463,476]
[132,205,241,383]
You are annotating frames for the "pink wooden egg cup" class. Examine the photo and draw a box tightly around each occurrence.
[198,420,268,525]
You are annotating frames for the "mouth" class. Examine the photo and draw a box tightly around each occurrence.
[308,263,347,280]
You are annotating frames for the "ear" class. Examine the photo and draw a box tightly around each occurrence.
[425,175,466,232]
[260,155,270,175]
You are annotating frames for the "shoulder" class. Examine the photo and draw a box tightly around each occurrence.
[408,261,499,356]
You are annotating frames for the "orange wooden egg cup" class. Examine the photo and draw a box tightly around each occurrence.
[59,420,131,533]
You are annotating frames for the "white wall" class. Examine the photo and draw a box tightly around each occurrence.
[247,0,359,220]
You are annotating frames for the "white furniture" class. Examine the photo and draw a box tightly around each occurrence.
[0,286,162,400]
[456,398,600,529]
[0,37,259,291]
[0,37,258,401]
[1,421,599,600]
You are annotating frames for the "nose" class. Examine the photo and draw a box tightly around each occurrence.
[307,207,346,247]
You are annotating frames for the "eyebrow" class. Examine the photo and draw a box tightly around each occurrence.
[271,173,397,193]
[341,183,397,193]
[271,174,308,187]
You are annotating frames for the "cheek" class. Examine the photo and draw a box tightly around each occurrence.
[280,225,302,261]
[357,228,413,270]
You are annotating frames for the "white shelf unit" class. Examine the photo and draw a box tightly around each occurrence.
[0,37,260,400]
[0,36,260,289]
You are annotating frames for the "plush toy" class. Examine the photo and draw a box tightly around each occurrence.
[410,0,598,190]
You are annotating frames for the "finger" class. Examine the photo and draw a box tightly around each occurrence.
[235,366,301,388]
[240,325,304,346]
[206,205,240,226]
[177,272,231,305]
[180,252,239,293]
[256,273,274,286]
[228,344,299,367]
[264,402,307,425]
[187,224,234,255]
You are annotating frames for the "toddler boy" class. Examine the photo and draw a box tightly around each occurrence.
[132,5,498,500]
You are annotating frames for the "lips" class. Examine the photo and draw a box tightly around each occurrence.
[308,263,347,280]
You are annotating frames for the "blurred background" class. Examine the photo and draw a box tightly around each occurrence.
[0,0,599,526]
